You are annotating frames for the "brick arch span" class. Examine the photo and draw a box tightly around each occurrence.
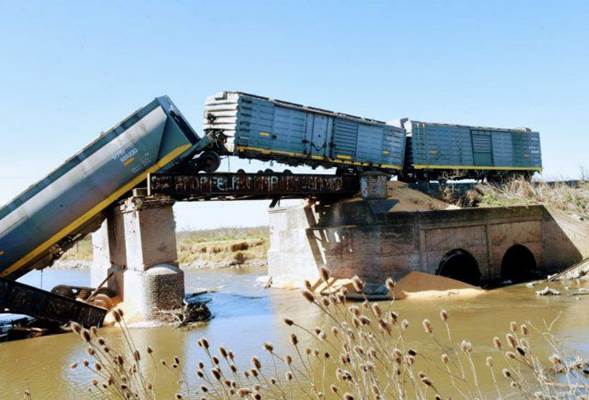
[436,248,481,286]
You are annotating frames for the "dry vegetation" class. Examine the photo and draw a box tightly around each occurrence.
[60,227,269,269]
[176,227,269,268]
[68,272,589,400]
[61,238,93,261]
[447,179,589,220]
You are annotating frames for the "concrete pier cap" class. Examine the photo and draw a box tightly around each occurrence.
[360,171,389,199]
[92,192,184,321]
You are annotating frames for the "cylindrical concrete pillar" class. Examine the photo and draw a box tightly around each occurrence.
[119,195,185,320]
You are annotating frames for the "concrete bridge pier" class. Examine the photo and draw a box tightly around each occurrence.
[267,172,589,295]
[91,209,126,298]
[267,171,390,291]
[92,194,184,320]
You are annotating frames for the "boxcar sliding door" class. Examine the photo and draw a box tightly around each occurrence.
[471,130,494,167]
[303,114,333,158]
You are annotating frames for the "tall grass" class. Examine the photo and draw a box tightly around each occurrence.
[455,178,589,220]
[68,270,589,399]
[176,227,268,267]
[60,226,270,267]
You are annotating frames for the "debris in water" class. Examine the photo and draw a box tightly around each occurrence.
[569,288,589,296]
[536,287,561,296]
[177,293,213,326]
[178,300,212,326]
[548,258,589,281]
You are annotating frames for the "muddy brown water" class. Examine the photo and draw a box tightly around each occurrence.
[1,268,588,399]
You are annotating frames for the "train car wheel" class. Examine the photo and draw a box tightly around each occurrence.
[195,151,221,173]
[51,285,76,299]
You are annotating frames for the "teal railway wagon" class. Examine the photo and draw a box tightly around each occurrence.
[400,120,542,182]
[203,91,406,174]
[0,96,207,280]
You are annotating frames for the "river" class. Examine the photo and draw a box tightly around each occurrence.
[1,268,588,399]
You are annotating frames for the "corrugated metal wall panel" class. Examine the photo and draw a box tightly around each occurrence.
[491,132,514,166]
[356,125,384,161]
[411,123,474,166]
[408,120,542,170]
[382,126,406,166]
[271,107,306,154]
[332,118,358,157]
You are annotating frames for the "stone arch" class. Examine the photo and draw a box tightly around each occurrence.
[501,244,537,283]
[437,249,481,286]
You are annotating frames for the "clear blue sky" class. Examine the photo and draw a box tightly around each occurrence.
[0,1,587,229]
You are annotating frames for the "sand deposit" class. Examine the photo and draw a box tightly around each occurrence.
[385,181,459,212]
[391,271,484,300]
[313,271,485,300]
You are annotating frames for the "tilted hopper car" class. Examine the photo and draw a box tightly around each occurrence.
[203,91,542,181]
[0,96,212,280]
[203,91,407,174]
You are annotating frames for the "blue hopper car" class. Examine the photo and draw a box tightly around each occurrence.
[0,96,209,279]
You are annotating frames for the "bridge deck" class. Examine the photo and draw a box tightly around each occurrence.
[148,172,360,201]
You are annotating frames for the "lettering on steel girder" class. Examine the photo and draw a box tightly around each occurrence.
[148,173,359,199]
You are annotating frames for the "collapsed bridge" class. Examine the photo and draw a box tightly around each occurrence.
[0,91,560,330]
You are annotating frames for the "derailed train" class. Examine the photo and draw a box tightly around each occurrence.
[203,91,542,181]
[0,91,542,278]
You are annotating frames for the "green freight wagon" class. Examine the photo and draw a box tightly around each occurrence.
[204,91,406,174]
[401,120,542,182]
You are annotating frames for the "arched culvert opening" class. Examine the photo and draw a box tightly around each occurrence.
[501,244,537,284]
[437,249,481,286]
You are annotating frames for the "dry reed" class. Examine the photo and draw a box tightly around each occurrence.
[69,271,589,399]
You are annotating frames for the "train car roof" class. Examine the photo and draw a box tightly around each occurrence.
[206,91,401,129]
[403,119,537,134]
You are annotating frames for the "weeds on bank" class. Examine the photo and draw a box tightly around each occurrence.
[67,269,589,399]
[61,226,269,267]
[176,227,268,267]
[446,177,589,220]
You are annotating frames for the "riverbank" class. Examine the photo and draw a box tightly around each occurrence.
[57,226,269,270]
